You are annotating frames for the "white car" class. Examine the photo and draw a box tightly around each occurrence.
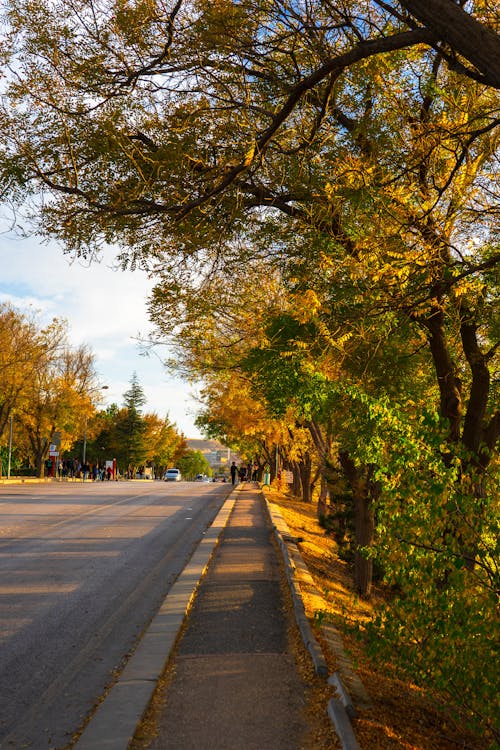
[164,468,181,481]
[195,473,209,482]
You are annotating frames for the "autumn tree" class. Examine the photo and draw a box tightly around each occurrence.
[0,1,498,260]
[0,304,56,442]
[195,369,282,475]
[144,413,187,478]
[1,1,496,486]
[0,5,497,495]
[0,304,40,473]
[14,320,99,476]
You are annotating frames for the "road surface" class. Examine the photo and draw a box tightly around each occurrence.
[0,479,229,749]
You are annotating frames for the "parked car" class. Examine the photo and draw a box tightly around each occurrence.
[164,468,181,481]
[195,473,212,482]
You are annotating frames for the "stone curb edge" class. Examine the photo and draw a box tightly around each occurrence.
[264,495,362,750]
[73,491,237,750]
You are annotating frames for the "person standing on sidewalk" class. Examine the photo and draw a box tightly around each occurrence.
[230,461,238,485]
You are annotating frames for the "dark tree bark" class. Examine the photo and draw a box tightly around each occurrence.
[421,298,499,570]
[338,451,376,598]
[460,309,497,460]
[298,454,313,503]
[424,306,463,444]
[307,419,336,518]
[399,0,500,88]
[291,462,302,497]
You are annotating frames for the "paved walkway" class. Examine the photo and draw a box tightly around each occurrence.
[146,484,310,749]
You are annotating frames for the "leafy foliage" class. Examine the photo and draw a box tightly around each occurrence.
[0,304,101,476]
[86,377,187,477]
[177,450,211,480]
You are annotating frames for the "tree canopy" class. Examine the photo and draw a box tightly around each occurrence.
[0,1,498,264]
[0,1,498,741]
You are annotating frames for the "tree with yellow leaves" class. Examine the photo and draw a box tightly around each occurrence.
[14,320,99,476]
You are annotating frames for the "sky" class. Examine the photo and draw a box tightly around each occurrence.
[0,233,204,438]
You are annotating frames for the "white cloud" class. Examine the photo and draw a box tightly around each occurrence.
[0,235,203,437]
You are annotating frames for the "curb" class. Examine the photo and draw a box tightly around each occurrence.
[269,510,328,678]
[328,698,361,750]
[0,477,52,484]
[264,494,365,750]
[73,492,237,750]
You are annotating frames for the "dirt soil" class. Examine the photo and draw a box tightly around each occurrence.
[266,485,488,750]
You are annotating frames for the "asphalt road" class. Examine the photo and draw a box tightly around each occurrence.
[0,479,230,750]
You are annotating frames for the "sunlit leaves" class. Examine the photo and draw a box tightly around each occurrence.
[0,309,100,474]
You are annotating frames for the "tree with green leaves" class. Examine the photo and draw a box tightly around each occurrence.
[177,450,211,481]
[114,373,148,476]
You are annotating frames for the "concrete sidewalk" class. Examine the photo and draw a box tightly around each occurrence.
[143,484,311,749]
[74,484,356,750]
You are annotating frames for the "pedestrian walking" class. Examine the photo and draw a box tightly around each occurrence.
[230,461,237,485]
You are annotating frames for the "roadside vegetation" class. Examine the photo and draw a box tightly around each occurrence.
[0,1,498,744]
[267,483,491,750]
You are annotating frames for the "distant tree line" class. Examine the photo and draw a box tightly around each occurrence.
[81,373,188,479]
[0,305,187,478]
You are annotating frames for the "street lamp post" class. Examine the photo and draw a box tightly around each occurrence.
[7,414,13,479]
[82,417,88,466]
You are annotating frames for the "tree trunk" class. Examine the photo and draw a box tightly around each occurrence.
[338,451,375,598]
[353,486,375,599]
[291,463,301,497]
[425,307,462,444]
[399,0,500,88]
[460,312,494,458]
[26,431,48,479]
[306,419,336,518]
[317,474,330,519]
[298,455,313,503]
[424,303,500,568]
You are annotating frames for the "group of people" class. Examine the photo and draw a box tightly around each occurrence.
[229,461,259,485]
[46,457,114,481]
[81,463,114,481]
